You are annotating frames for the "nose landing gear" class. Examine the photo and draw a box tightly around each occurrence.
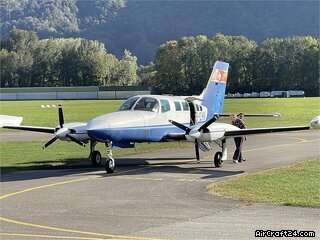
[88,140,115,173]
[105,141,115,173]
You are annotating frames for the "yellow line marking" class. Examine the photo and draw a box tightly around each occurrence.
[176,179,214,183]
[0,232,116,240]
[0,177,97,200]
[188,170,203,173]
[117,176,162,181]
[0,166,165,240]
[0,136,318,240]
[0,217,159,240]
[243,137,320,153]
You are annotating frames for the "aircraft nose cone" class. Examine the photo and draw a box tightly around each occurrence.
[87,118,110,131]
[86,117,111,141]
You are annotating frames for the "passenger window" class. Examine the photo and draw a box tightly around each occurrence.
[160,99,171,113]
[181,102,189,111]
[118,97,139,111]
[200,105,202,111]
[196,105,200,111]
[174,101,182,111]
[134,97,159,112]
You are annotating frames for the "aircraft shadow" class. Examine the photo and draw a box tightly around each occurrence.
[1,157,244,182]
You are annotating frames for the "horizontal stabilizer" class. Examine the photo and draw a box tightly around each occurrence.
[219,113,281,118]
[224,126,310,138]
[0,115,23,127]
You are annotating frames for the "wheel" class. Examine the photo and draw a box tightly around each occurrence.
[105,159,115,173]
[90,151,102,167]
[214,151,223,167]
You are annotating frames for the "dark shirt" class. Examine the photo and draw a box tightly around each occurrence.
[232,118,246,129]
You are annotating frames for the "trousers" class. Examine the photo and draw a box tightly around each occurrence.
[233,137,244,161]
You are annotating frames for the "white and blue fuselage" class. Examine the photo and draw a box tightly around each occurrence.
[87,95,208,144]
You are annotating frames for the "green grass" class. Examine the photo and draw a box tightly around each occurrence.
[0,98,319,128]
[220,97,320,128]
[0,141,191,173]
[0,97,319,172]
[208,159,320,208]
[0,100,123,127]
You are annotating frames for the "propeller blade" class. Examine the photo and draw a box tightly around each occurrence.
[58,104,64,128]
[43,136,58,149]
[169,120,191,134]
[66,134,85,147]
[195,139,200,163]
[199,115,219,132]
[187,102,196,126]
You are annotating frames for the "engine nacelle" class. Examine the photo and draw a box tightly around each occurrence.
[310,116,320,129]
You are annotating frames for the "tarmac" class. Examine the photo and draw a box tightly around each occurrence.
[0,130,319,240]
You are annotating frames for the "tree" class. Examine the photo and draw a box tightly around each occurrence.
[117,49,139,85]
[0,49,18,87]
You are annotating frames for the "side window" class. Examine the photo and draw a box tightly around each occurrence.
[196,105,200,111]
[200,105,202,111]
[174,101,182,111]
[160,99,171,113]
[181,101,189,111]
[134,97,159,112]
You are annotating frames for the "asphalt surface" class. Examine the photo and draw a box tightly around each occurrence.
[0,130,319,240]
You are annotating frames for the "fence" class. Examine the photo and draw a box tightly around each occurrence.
[0,86,151,101]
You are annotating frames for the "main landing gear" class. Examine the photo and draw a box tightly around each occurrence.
[213,139,227,168]
[88,140,116,173]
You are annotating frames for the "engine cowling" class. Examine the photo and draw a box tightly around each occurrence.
[310,116,320,129]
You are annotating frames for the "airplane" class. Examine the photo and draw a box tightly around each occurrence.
[2,61,319,173]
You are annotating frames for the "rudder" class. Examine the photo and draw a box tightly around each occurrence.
[202,61,229,119]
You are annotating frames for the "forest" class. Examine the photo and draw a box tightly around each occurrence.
[1,0,318,64]
[1,29,319,96]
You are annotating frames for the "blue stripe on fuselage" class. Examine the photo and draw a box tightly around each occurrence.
[87,123,194,142]
[88,124,184,142]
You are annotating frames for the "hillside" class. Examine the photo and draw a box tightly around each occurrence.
[1,0,319,64]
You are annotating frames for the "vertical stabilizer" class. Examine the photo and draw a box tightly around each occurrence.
[202,61,229,119]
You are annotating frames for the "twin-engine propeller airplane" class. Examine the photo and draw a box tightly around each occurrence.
[2,61,319,173]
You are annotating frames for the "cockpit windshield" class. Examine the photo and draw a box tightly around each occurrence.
[134,97,159,112]
[118,97,139,111]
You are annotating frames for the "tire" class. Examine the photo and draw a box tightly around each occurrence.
[106,159,115,174]
[214,151,223,168]
[90,151,102,167]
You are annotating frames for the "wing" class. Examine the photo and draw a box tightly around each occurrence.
[1,114,55,133]
[3,125,55,133]
[224,126,310,138]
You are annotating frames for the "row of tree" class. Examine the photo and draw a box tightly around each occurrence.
[1,30,319,96]
[148,34,319,96]
[1,29,138,88]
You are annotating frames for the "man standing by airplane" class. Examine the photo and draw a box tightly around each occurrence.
[230,113,246,163]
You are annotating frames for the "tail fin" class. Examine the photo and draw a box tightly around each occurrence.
[202,61,229,119]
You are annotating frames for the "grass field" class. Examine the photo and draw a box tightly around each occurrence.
[0,97,319,128]
[208,159,320,208]
[0,97,319,172]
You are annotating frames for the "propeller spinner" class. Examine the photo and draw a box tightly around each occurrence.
[42,105,85,149]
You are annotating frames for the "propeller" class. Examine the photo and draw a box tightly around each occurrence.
[187,101,200,162]
[169,114,219,162]
[43,136,58,149]
[43,105,85,149]
[171,101,219,163]
[169,114,219,139]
